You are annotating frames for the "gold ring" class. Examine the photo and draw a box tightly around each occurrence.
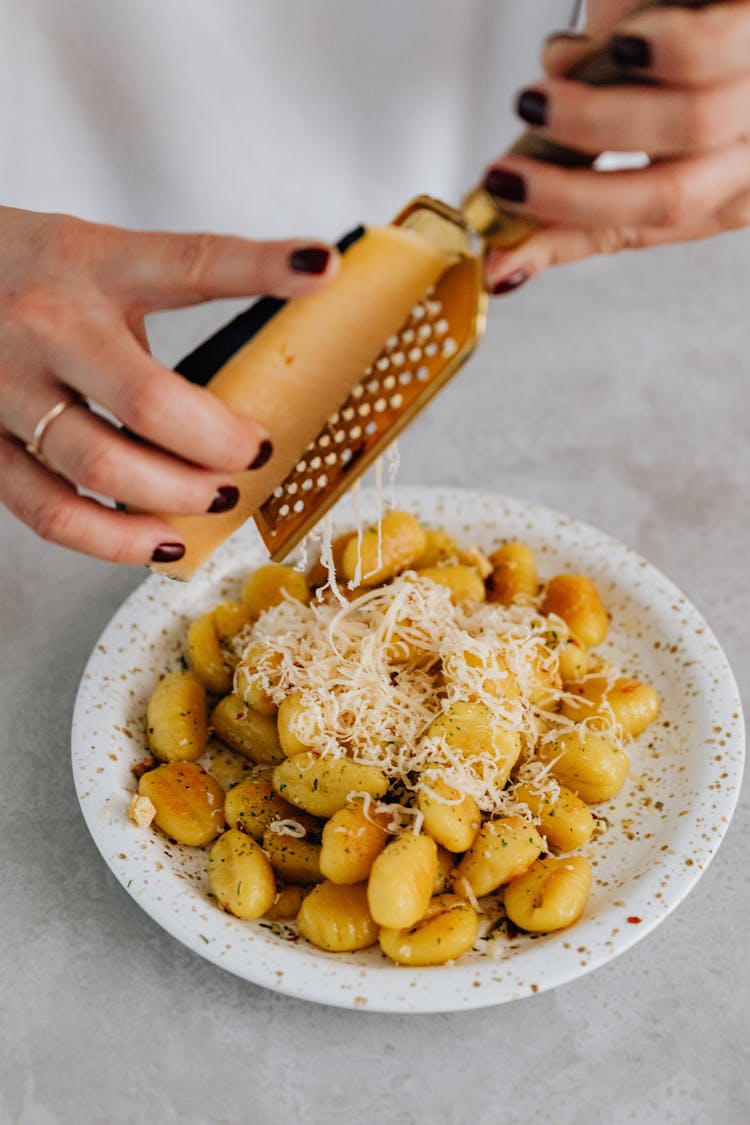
[25,396,80,467]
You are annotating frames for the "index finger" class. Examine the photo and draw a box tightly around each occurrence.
[97,230,340,312]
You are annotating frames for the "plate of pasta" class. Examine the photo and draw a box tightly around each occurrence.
[71,487,744,1012]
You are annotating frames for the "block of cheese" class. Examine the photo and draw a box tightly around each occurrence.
[151,225,453,580]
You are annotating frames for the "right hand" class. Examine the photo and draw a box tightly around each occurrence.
[0,206,338,564]
[483,0,750,293]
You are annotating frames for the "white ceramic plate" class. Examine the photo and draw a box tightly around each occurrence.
[71,488,745,1012]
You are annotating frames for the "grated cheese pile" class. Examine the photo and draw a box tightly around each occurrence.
[233,572,623,828]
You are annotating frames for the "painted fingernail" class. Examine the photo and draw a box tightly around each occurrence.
[516,89,548,128]
[484,168,527,205]
[289,246,330,274]
[609,35,651,68]
[207,485,239,514]
[248,439,273,470]
[491,269,530,296]
[151,542,186,563]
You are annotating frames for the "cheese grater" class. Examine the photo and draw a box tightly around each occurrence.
[162,0,720,573]
[254,197,486,560]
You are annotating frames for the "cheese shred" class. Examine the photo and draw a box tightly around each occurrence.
[235,571,608,826]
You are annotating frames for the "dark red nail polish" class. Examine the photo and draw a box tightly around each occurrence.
[289,247,330,275]
[248,439,273,470]
[609,35,651,68]
[151,542,185,563]
[491,269,530,296]
[484,169,527,205]
[516,89,548,127]
[207,485,239,514]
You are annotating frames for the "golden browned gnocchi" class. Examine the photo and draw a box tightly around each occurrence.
[378,894,479,966]
[412,527,460,569]
[504,856,592,933]
[223,771,297,840]
[555,636,590,685]
[537,730,630,804]
[341,510,426,586]
[132,509,662,966]
[235,642,281,716]
[415,564,486,606]
[272,752,388,819]
[454,816,545,898]
[208,829,275,920]
[512,783,595,852]
[187,600,252,697]
[297,881,379,952]
[561,675,660,738]
[146,671,208,762]
[433,846,457,895]
[367,832,437,929]
[241,563,310,618]
[263,815,324,884]
[427,701,522,787]
[266,884,308,921]
[417,774,480,853]
[486,541,538,606]
[319,798,390,884]
[211,694,284,765]
[276,692,319,757]
[541,574,609,647]
[187,612,234,697]
[138,760,224,846]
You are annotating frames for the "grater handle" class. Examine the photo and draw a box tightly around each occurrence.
[463,0,727,246]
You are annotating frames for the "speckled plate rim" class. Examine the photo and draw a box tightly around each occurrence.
[71,487,745,1013]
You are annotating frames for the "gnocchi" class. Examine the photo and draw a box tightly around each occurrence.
[541,574,609,648]
[262,815,324,884]
[367,832,438,929]
[561,675,660,738]
[297,881,379,952]
[211,694,284,765]
[341,510,426,586]
[379,894,479,966]
[454,816,545,897]
[208,829,275,920]
[486,540,538,605]
[146,671,208,762]
[504,856,592,933]
[272,752,388,819]
[319,798,390,884]
[138,760,224,846]
[242,563,310,618]
[223,770,297,840]
[131,511,662,969]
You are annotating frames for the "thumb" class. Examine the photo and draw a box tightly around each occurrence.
[483,224,611,291]
[483,217,711,292]
[101,229,339,311]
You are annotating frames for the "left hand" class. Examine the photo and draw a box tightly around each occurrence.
[482,0,750,294]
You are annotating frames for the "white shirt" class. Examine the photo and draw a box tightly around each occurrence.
[2,1,576,240]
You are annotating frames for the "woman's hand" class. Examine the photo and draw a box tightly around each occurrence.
[483,0,750,294]
[0,207,337,563]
